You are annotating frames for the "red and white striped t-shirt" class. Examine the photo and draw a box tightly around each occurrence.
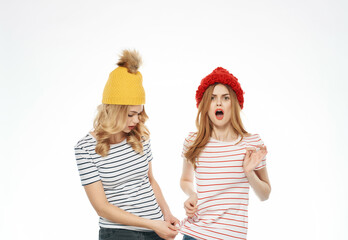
[179,132,267,240]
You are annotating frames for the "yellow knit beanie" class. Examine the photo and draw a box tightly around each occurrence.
[102,50,145,105]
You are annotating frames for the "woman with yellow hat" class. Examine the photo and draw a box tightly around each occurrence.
[75,50,179,240]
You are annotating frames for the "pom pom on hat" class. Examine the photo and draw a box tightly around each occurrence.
[117,49,142,74]
[195,67,244,109]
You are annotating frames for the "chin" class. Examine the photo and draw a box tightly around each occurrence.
[212,121,229,128]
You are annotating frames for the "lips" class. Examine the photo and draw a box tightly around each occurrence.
[215,109,224,120]
[128,126,135,130]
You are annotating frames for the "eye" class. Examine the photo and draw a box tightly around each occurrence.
[224,96,230,100]
[128,115,133,117]
[211,96,215,100]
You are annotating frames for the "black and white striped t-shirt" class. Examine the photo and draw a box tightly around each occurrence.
[74,133,163,231]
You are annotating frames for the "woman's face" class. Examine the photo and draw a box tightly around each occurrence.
[208,84,232,128]
[123,105,143,133]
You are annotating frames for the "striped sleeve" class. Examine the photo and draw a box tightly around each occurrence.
[181,132,196,160]
[145,140,153,162]
[255,134,267,170]
[75,146,101,186]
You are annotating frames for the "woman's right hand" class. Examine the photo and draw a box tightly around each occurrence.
[184,193,198,217]
[151,220,178,240]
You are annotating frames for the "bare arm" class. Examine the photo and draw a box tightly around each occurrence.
[84,180,177,239]
[245,167,271,201]
[148,162,179,226]
[180,159,196,197]
[180,159,198,217]
[243,145,271,201]
[84,181,153,228]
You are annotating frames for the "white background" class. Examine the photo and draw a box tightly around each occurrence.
[1,0,347,239]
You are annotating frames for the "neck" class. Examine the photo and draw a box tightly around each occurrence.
[211,124,238,142]
[109,132,126,144]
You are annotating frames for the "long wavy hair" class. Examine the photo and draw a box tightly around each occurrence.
[185,83,248,168]
[93,104,150,157]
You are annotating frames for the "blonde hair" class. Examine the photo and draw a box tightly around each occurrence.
[93,104,150,157]
[185,84,248,168]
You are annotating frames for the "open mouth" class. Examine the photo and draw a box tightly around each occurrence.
[215,109,224,120]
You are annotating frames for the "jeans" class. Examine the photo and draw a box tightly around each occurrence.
[183,235,197,240]
[99,227,164,240]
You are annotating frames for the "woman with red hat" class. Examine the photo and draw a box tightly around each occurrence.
[179,67,271,240]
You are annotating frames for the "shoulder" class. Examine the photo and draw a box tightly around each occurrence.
[142,138,151,146]
[243,133,264,144]
[74,133,96,150]
[184,132,197,144]
[243,132,260,138]
[74,133,97,161]
[140,138,153,153]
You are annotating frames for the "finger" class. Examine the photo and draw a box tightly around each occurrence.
[169,232,178,238]
[190,202,197,207]
[185,203,197,210]
[248,149,256,155]
[248,150,252,157]
[185,207,193,213]
[185,209,197,214]
[184,205,194,211]
[168,224,178,231]
[184,205,196,212]
[170,218,180,225]
[173,218,180,225]
[246,147,256,151]
[186,205,197,211]
[185,208,195,214]
[259,149,267,158]
[255,144,264,150]
[264,145,268,152]
[184,202,195,209]
[167,232,178,239]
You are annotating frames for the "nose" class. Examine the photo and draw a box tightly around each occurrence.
[216,98,222,106]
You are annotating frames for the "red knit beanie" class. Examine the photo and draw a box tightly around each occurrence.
[195,67,244,109]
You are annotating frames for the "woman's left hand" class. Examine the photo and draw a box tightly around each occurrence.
[164,212,180,229]
[243,145,267,174]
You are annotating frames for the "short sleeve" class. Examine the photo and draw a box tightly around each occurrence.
[145,140,153,163]
[75,147,101,186]
[181,132,196,160]
[254,134,267,170]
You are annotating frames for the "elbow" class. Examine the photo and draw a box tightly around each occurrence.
[260,188,271,201]
[94,202,110,218]
[179,179,184,191]
[180,178,194,193]
[260,195,269,201]
[148,175,157,185]
[180,178,189,190]
[95,206,105,217]
[179,179,187,191]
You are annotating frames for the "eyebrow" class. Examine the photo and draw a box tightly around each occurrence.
[212,94,230,96]
[129,111,142,114]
